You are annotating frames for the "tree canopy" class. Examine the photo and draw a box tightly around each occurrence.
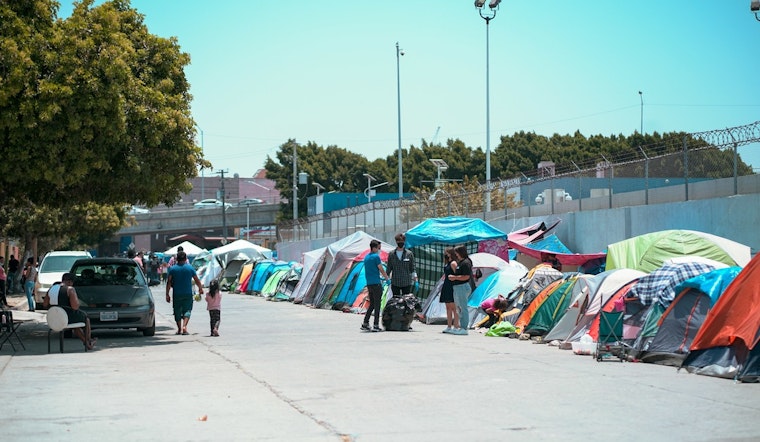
[1,0,204,207]
[0,0,205,249]
[265,130,753,219]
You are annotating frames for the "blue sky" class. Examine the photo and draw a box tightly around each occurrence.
[59,1,760,177]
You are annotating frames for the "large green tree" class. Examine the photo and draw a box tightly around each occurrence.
[0,0,204,208]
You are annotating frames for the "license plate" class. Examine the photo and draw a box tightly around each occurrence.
[100,311,118,321]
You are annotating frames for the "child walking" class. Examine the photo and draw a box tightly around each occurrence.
[206,280,222,337]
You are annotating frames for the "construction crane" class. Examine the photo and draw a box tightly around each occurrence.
[430,126,440,145]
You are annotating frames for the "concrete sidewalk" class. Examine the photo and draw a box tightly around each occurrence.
[2,289,759,441]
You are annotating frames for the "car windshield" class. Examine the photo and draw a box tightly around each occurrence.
[41,255,87,273]
[71,263,147,286]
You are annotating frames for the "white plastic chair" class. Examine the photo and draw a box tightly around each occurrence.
[46,306,87,353]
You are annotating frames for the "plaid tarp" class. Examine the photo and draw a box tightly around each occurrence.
[629,262,716,308]
[411,242,478,301]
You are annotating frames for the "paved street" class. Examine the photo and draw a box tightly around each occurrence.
[1,287,759,441]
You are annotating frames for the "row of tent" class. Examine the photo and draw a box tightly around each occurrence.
[211,217,758,383]
[485,253,760,383]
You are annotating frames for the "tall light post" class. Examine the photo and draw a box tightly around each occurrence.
[292,143,298,220]
[396,42,404,200]
[475,0,502,213]
[363,173,376,203]
[639,91,644,134]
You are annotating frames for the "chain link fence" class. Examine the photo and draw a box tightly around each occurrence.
[278,125,760,243]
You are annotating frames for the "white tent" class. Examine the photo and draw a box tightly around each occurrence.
[193,240,273,287]
[291,231,394,306]
[163,241,206,257]
[209,239,272,269]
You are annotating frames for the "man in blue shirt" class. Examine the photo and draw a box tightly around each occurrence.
[166,251,204,335]
[362,240,390,332]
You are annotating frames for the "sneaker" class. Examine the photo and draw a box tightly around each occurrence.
[372,325,383,332]
[360,323,371,331]
[450,328,468,335]
[442,327,452,334]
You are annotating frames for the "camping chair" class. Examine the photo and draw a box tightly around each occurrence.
[46,306,87,353]
[0,310,26,352]
[596,310,626,362]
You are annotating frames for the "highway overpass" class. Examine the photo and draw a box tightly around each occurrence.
[118,204,280,236]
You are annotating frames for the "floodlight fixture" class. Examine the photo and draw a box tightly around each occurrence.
[429,158,448,170]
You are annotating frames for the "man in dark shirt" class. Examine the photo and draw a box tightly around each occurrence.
[386,233,417,297]
[7,255,19,294]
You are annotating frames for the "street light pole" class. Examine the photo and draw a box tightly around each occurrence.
[217,169,228,244]
[396,42,404,200]
[475,0,501,213]
[292,143,298,220]
[639,91,644,134]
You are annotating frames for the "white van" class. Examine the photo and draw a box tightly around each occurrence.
[35,251,93,306]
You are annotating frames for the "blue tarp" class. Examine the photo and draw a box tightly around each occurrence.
[405,217,507,248]
[673,266,742,307]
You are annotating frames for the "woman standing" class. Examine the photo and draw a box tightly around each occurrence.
[440,248,458,333]
[447,245,473,335]
[24,257,37,311]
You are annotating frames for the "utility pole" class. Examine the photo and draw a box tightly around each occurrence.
[217,169,229,244]
[292,144,298,220]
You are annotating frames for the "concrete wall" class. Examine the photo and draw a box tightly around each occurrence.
[277,176,760,262]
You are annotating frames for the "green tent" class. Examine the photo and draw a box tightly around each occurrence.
[606,230,751,273]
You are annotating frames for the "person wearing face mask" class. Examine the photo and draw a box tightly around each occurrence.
[386,233,417,298]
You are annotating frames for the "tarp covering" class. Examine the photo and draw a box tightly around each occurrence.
[405,217,507,248]
[606,230,751,273]
[508,233,607,267]
[507,219,561,245]
[629,261,717,308]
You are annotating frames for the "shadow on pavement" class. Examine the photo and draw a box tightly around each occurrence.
[1,323,189,356]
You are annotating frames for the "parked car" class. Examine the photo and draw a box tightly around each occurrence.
[126,206,150,215]
[238,198,264,206]
[35,250,93,306]
[193,198,232,209]
[70,258,159,336]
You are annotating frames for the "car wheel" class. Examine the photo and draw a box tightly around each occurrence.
[142,320,156,337]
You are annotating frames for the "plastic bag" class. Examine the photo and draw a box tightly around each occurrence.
[485,321,516,337]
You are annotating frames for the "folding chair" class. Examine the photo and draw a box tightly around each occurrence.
[0,310,26,352]
[596,310,626,362]
[46,306,87,353]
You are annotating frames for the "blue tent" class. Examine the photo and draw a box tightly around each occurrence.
[405,216,507,248]
[330,261,368,307]
[248,261,291,294]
